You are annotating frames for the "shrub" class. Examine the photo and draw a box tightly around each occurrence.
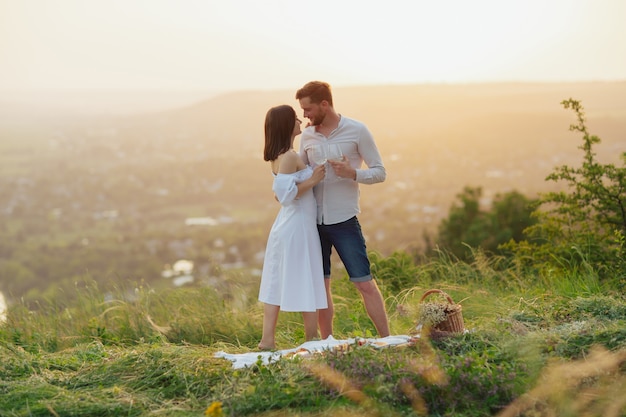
[505,99,626,281]
[436,186,537,262]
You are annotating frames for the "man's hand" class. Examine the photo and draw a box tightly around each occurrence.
[329,156,355,180]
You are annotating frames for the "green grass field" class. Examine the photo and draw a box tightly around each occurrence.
[1,251,624,417]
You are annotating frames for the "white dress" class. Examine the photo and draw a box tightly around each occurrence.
[258,166,327,312]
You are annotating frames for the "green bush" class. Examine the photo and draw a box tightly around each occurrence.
[435,187,537,262]
[505,99,626,282]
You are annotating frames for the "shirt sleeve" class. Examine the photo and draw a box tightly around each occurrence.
[355,124,386,184]
[273,174,298,206]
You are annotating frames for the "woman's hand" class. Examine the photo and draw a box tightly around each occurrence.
[311,164,326,184]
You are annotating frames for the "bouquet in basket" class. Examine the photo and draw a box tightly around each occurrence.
[416,289,465,337]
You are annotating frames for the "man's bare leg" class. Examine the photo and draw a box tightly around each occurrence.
[354,280,390,337]
[318,279,334,339]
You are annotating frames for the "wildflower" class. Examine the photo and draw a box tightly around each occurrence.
[205,401,223,417]
[416,302,447,327]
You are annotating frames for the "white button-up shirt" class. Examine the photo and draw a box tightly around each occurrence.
[300,115,386,225]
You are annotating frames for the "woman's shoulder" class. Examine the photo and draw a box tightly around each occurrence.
[280,149,299,161]
[276,149,302,174]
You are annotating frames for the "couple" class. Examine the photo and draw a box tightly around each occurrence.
[258,81,390,350]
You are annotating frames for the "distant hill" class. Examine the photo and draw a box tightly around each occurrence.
[106,82,626,158]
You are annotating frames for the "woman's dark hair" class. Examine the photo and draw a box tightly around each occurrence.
[295,81,333,106]
[264,105,296,161]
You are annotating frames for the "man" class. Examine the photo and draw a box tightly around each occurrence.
[296,81,390,338]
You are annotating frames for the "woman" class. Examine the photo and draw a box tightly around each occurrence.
[258,105,327,350]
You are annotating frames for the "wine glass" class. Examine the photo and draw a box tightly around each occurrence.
[309,145,327,165]
[327,144,343,162]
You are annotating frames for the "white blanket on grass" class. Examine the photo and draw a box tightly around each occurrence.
[215,335,415,369]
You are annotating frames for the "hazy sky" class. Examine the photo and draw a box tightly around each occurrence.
[2,0,626,93]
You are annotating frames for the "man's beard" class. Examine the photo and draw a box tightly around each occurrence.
[311,110,326,126]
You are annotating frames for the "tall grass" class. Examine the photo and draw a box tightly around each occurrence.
[0,252,625,416]
[3,280,264,353]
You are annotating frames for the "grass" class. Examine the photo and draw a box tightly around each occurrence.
[0,252,625,416]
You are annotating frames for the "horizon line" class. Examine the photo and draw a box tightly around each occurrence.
[1,79,626,95]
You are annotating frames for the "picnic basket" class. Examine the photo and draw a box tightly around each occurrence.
[418,289,465,338]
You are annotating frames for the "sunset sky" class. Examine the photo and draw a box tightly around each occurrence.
[1,0,625,93]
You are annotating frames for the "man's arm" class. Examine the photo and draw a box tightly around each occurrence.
[355,125,386,184]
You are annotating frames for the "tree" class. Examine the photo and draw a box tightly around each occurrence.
[436,186,537,261]
[505,99,626,278]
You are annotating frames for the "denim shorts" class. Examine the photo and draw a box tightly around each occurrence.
[317,216,372,282]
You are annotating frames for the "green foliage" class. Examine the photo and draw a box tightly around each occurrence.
[315,340,523,416]
[428,349,525,415]
[436,186,537,262]
[370,250,424,293]
[506,99,626,281]
[566,295,626,321]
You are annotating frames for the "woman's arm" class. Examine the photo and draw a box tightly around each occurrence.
[278,151,324,198]
[295,164,325,198]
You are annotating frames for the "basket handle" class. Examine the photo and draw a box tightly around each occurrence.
[419,289,455,305]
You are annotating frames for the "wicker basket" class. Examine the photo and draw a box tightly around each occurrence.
[418,289,465,338]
